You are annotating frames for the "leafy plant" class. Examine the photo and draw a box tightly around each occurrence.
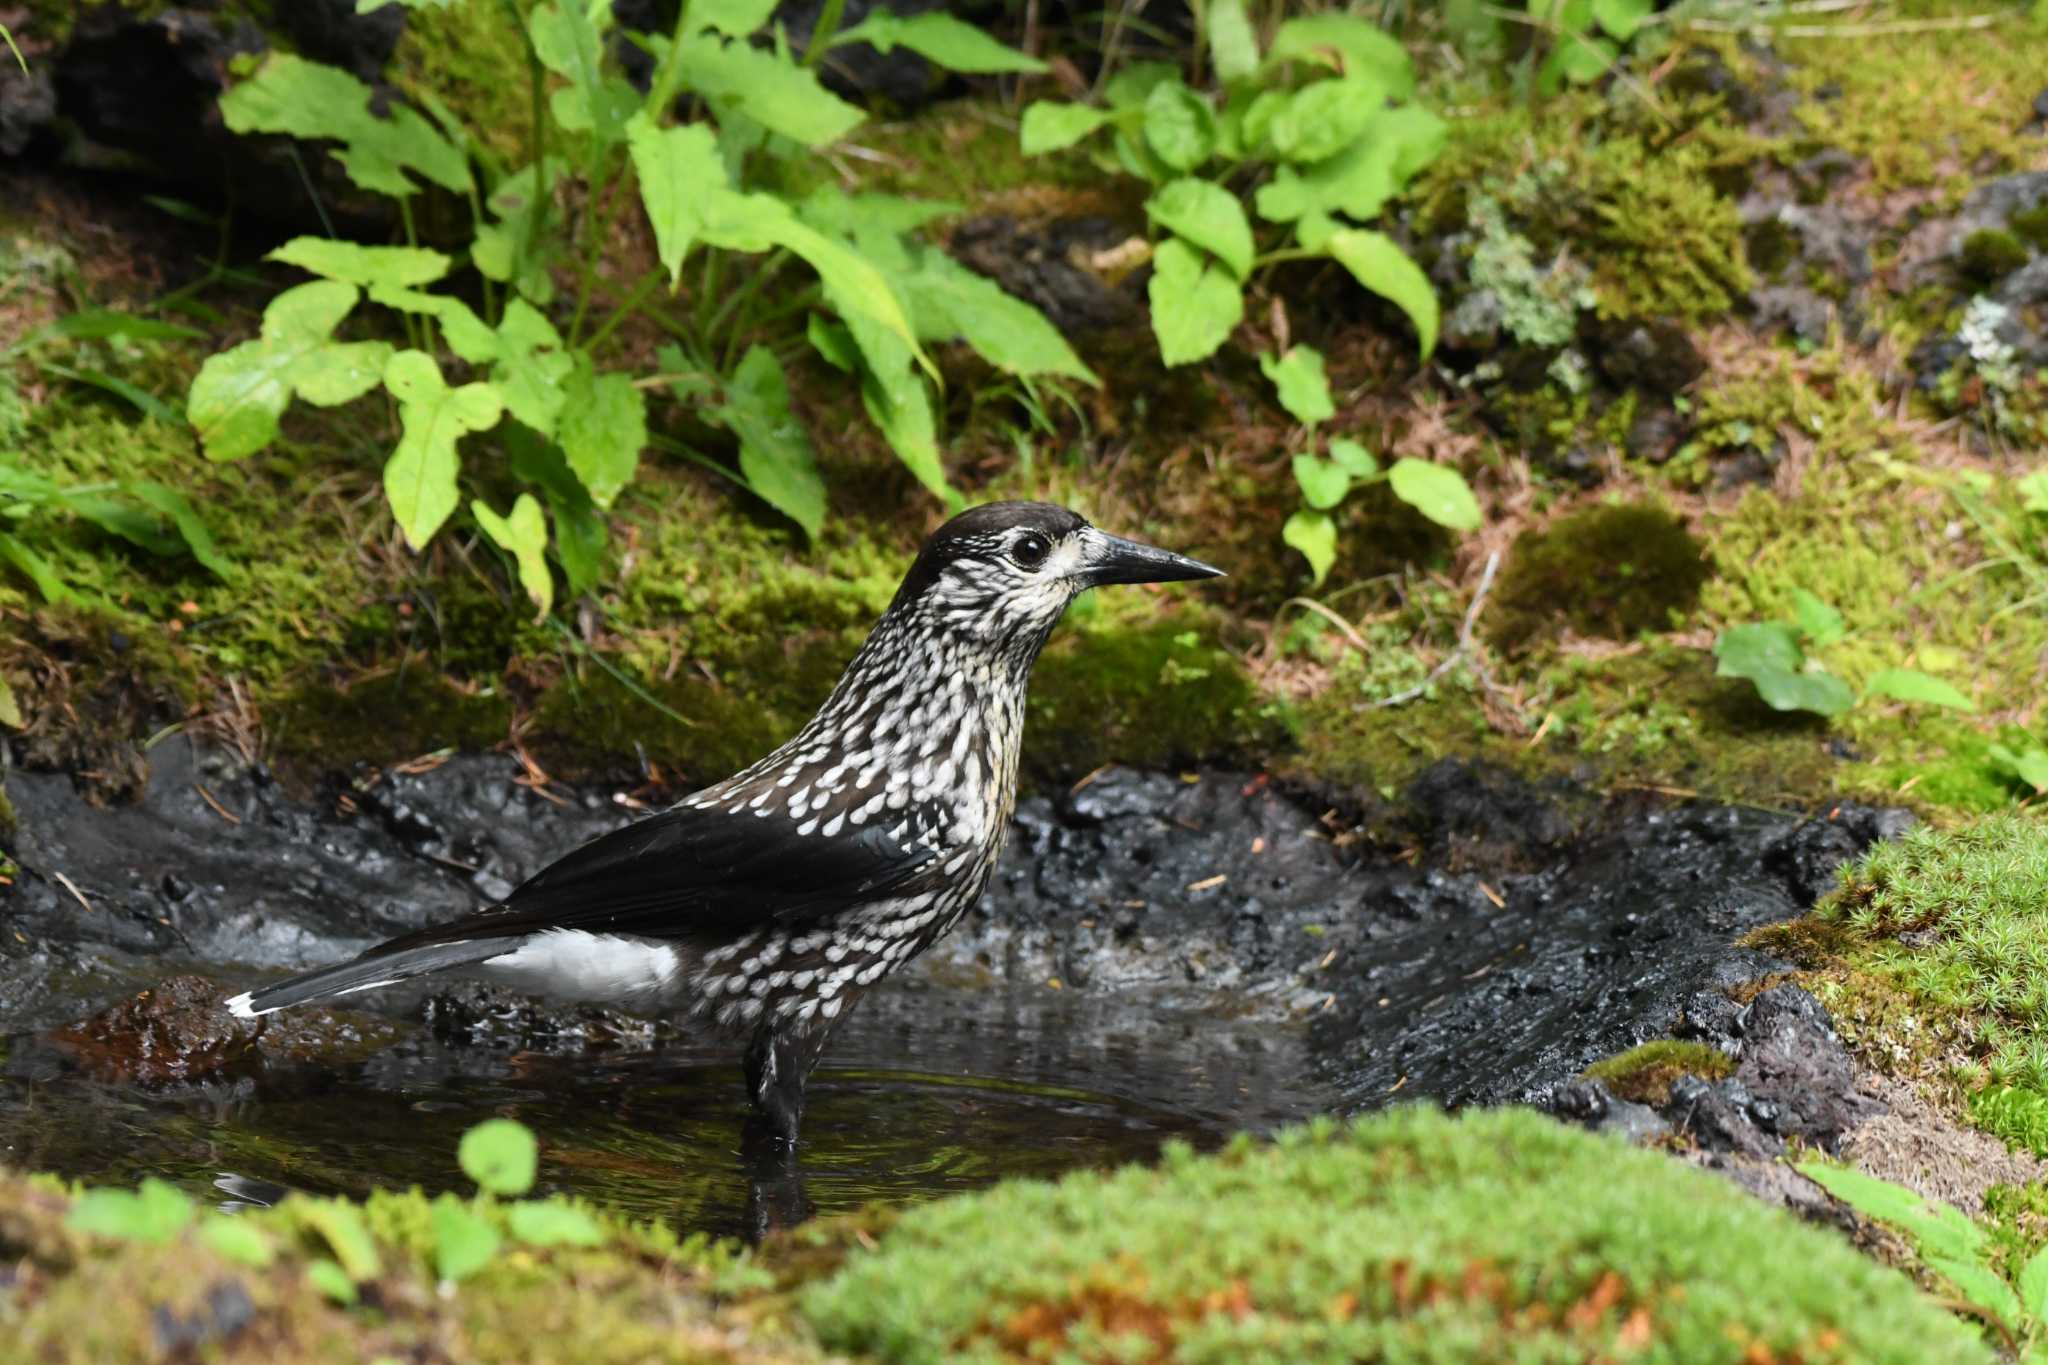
[1262,341,1478,582]
[1714,590,1974,719]
[0,459,231,604]
[1020,3,1444,368]
[194,2,1080,616]
[1800,1160,2048,1358]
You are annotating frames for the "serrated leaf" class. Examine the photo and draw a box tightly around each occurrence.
[1329,438,1378,478]
[687,0,777,35]
[1268,14,1415,96]
[675,32,865,148]
[125,481,234,580]
[1790,588,1845,646]
[1020,102,1110,155]
[1326,228,1439,359]
[268,237,452,288]
[187,281,390,462]
[719,345,826,539]
[1796,1161,1936,1224]
[431,1196,502,1283]
[833,12,1047,74]
[1261,346,1335,427]
[1145,179,1253,281]
[382,350,503,549]
[1206,0,1260,82]
[221,54,470,197]
[894,244,1097,384]
[556,361,645,510]
[507,1201,605,1248]
[628,116,727,288]
[529,0,633,144]
[1292,455,1350,510]
[1149,238,1243,367]
[1592,0,1653,41]
[473,493,553,618]
[1388,456,1480,531]
[1865,668,1975,712]
[1283,509,1337,584]
[1144,81,1216,171]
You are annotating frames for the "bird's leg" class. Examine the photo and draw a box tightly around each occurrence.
[744,1021,827,1143]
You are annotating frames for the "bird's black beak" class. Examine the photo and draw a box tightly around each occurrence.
[1080,528,1226,587]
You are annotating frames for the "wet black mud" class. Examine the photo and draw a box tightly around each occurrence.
[0,741,1902,1235]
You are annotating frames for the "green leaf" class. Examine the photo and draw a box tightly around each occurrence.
[1292,455,1350,510]
[1206,0,1261,83]
[1715,624,1854,716]
[298,1200,380,1281]
[1326,229,1439,359]
[505,424,606,596]
[1105,62,1181,114]
[1988,743,2048,793]
[808,315,860,372]
[0,673,20,730]
[63,492,183,558]
[688,0,777,35]
[833,13,1047,74]
[1268,15,1415,96]
[187,281,391,462]
[851,322,950,501]
[126,481,235,580]
[1144,81,1216,172]
[1261,346,1335,427]
[268,237,452,288]
[382,349,504,550]
[306,1259,358,1305]
[432,1195,502,1283]
[1149,238,1243,367]
[1592,0,1653,42]
[892,244,1097,384]
[529,0,633,144]
[473,493,554,618]
[67,1180,193,1244]
[1329,438,1378,478]
[1551,33,1619,86]
[719,345,826,539]
[375,290,571,436]
[628,116,727,288]
[0,532,74,603]
[798,186,961,237]
[556,360,646,510]
[1145,180,1253,281]
[475,163,558,304]
[1269,78,1386,164]
[1283,509,1337,584]
[1796,1161,1934,1225]
[38,362,182,424]
[49,309,204,342]
[1865,668,1975,712]
[507,1201,605,1248]
[2019,1242,2048,1321]
[1255,105,1445,226]
[1020,102,1110,155]
[1927,1255,2022,1327]
[220,54,470,197]
[459,1118,539,1196]
[1790,589,1846,646]
[2018,468,2048,513]
[201,1217,275,1268]
[1388,457,1480,531]
[675,32,865,148]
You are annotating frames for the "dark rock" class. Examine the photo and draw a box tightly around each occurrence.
[1762,805,1912,907]
[1668,1074,1781,1158]
[949,215,1145,335]
[0,62,56,157]
[55,9,265,181]
[277,0,405,81]
[1731,985,1884,1150]
[1592,319,1705,396]
[1550,1078,1671,1144]
[1626,404,1690,464]
[48,975,260,1084]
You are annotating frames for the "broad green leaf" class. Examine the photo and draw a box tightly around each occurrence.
[473,493,554,617]
[1149,238,1243,367]
[460,1118,539,1196]
[306,1259,357,1305]
[1796,1162,1936,1224]
[1292,455,1350,510]
[1269,78,1386,164]
[688,0,777,35]
[1748,664,1856,716]
[893,244,1097,383]
[1716,622,1805,679]
[674,33,865,148]
[719,345,826,539]
[529,0,633,144]
[1592,0,1653,41]
[1546,33,1618,89]
[556,362,645,510]
[1326,229,1439,359]
[1256,105,1445,225]
[1865,668,1975,712]
[833,12,1047,74]
[1388,457,1480,532]
[475,163,558,304]
[1145,179,1253,281]
[1020,102,1110,155]
[507,1201,605,1247]
[126,481,235,580]
[1988,743,2048,793]
[798,186,960,237]
[1239,88,1290,155]
[1104,62,1181,114]
[382,349,504,549]
[187,281,390,462]
[200,1217,274,1267]
[1144,81,1216,171]
[1261,346,1335,427]
[1283,509,1337,584]
[374,289,571,436]
[506,423,606,595]
[431,1196,502,1283]
[66,1180,193,1244]
[1790,589,1845,646]
[1268,14,1415,96]
[220,54,470,197]
[0,533,74,603]
[2016,467,2048,513]
[1926,1255,2022,1327]
[268,237,451,288]
[851,321,950,500]
[1329,438,1378,478]
[2019,1242,2048,1321]
[628,116,727,287]
[1206,0,1260,82]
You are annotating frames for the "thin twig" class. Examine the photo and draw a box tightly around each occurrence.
[1373,551,1502,709]
[51,870,95,914]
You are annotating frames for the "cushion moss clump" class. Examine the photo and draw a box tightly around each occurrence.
[270,673,513,776]
[1818,813,2048,1091]
[1488,503,1711,654]
[1583,1039,1736,1105]
[800,1106,1988,1364]
[1958,229,2031,287]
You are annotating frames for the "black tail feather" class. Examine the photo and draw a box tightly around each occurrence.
[225,938,513,1017]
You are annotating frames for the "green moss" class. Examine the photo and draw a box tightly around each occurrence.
[270,672,513,776]
[1488,502,1711,653]
[800,1106,1990,1363]
[1958,229,2030,287]
[1968,1085,2048,1159]
[391,1,534,163]
[1584,1040,1736,1105]
[2012,204,2048,254]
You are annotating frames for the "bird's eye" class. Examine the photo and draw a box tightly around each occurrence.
[1011,532,1052,568]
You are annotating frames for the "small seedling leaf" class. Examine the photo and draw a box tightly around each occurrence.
[1143,81,1216,171]
[507,1201,605,1248]
[1988,743,2048,794]
[1291,455,1351,510]
[1146,179,1254,281]
[472,494,554,618]
[201,1217,275,1267]
[1387,457,1480,531]
[1283,509,1337,584]
[1260,345,1335,427]
[306,1258,358,1305]
[1020,102,1110,155]
[1790,589,1846,647]
[383,350,503,549]
[432,1195,502,1282]
[66,1179,193,1244]
[556,361,645,511]
[1329,438,1378,478]
[1325,229,1438,359]
[1865,668,1975,712]
[459,1118,539,1196]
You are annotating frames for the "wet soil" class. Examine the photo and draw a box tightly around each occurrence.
[0,741,1904,1236]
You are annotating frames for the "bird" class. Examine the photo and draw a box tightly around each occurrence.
[226,501,1223,1141]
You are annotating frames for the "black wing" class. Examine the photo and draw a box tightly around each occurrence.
[363,798,940,959]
